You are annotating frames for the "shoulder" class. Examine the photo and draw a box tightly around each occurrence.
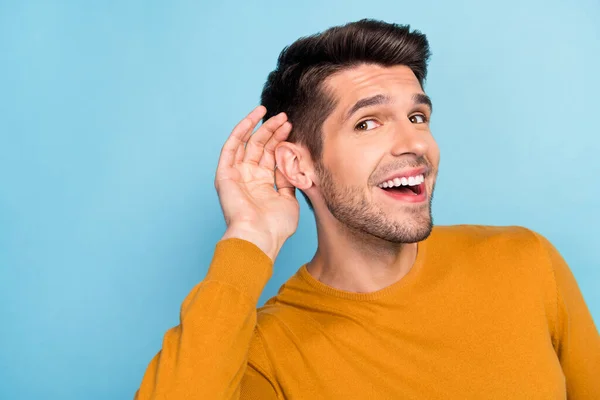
[430,224,561,330]
[427,224,556,283]
[430,224,538,243]
[428,224,548,257]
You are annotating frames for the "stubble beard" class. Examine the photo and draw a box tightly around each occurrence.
[317,164,435,244]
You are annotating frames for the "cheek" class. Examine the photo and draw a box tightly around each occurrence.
[427,138,441,168]
[323,138,381,185]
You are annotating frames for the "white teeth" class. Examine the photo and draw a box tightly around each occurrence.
[378,174,425,188]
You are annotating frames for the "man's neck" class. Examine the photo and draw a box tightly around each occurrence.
[306,216,418,294]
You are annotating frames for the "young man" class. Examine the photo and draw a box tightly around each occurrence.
[135,20,599,399]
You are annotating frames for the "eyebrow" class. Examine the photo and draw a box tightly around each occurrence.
[413,93,433,114]
[343,94,391,124]
[342,93,433,124]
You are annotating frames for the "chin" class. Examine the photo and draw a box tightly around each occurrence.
[404,222,433,243]
[359,212,433,244]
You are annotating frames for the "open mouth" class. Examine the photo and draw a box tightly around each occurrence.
[376,173,427,202]
[381,183,423,196]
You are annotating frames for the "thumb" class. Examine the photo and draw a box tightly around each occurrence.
[275,167,297,199]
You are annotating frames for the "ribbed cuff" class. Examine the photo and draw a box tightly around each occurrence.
[205,238,274,305]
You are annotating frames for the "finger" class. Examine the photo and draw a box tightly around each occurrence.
[234,124,255,164]
[217,106,266,171]
[243,112,288,164]
[235,112,277,165]
[275,167,297,199]
[258,121,292,169]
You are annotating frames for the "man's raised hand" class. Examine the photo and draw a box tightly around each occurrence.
[215,106,299,261]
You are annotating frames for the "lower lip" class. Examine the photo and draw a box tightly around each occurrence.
[379,182,427,203]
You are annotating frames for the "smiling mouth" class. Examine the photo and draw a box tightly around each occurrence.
[377,173,425,196]
[384,184,422,195]
[376,176,427,203]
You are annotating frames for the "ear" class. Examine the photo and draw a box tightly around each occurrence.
[275,142,314,191]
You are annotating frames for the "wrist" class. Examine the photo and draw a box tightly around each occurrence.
[221,225,282,261]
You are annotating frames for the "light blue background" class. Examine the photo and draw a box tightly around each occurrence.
[1,0,598,398]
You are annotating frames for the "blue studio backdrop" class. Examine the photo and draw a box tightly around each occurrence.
[0,1,598,399]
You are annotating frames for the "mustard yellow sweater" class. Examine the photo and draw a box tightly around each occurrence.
[135,225,600,399]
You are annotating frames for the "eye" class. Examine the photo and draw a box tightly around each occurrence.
[409,114,428,124]
[355,119,379,131]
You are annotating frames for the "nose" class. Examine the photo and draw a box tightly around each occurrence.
[390,119,429,158]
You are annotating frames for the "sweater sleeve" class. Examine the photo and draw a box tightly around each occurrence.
[535,232,600,399]
[134,238,279,400]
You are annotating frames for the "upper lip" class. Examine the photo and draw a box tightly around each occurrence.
[377,167,428,185]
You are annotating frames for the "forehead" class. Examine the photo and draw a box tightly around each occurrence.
[324,64,423,113]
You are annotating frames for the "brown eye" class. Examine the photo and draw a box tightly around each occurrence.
[409,114,427,124]
[355,119,378,131]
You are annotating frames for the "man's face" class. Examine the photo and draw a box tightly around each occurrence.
[314,63,440,243]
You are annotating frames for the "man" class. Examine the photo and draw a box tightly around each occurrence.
[135,19,599,399]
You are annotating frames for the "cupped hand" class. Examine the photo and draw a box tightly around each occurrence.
[215,106,299,260]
